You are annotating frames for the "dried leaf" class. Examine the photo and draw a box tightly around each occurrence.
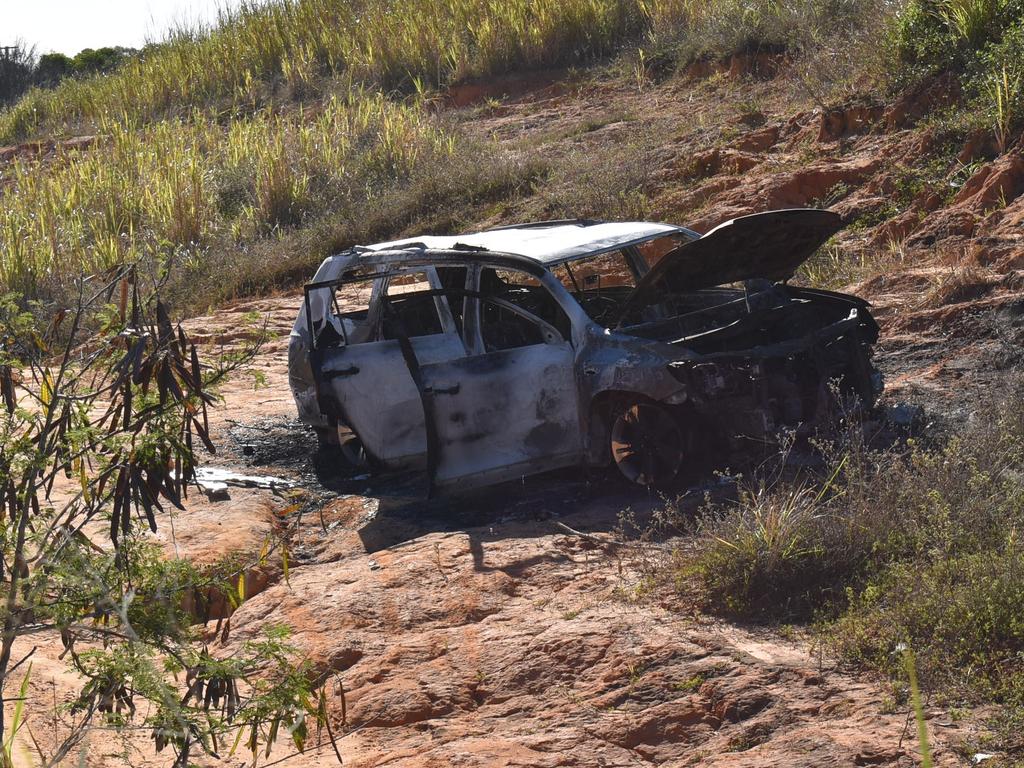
[40,368,54,410]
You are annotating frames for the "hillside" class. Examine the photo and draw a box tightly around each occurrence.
[1,0,891,304]
[5,0,1024,765]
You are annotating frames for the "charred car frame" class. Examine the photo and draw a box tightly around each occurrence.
[289,209,880,494]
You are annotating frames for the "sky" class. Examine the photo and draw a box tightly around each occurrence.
[4,0,245,56]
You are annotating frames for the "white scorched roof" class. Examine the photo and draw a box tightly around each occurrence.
[366,221,689,266]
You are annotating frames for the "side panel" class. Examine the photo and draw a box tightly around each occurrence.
[421,342,582,489]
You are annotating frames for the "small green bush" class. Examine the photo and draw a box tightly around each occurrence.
[884,0,1024,145]
[691,480,884,620]
[830,547,1024,694]
[687,384,1024,703]
[891,0,1013,72]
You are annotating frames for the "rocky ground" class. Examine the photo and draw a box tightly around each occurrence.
[8,58,1024,766]
[13,288,981,767]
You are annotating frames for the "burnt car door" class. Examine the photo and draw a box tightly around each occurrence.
[418,264,582,491]
[312,266,466,469]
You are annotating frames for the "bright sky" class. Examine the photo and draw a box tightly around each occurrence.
[4,0,245,56]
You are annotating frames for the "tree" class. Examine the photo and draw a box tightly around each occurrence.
[33,53,73,87]
[0,268,341,766]
[0,43,35,107]
[70,46,135,75]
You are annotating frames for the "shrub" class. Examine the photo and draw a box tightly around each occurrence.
[685,380,1024,704]
[693,483,849,619]
[830,547,1024,694]
[690,453,896,620]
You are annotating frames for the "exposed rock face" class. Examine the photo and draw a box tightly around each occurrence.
[901,152,1024,249]
[883,73,961,129]
[226,512,947,767]
[818,103,884,142]
[685,157,881,233]
[682,52,788,82]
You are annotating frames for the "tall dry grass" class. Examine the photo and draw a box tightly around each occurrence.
[0,0,893,303]
[0,0,865,144]
[0,0,671,143]
[0,95,452,298]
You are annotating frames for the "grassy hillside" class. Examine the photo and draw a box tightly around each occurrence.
[0,0,897,307]
[5,0,1024,306]
[0,0,853,143]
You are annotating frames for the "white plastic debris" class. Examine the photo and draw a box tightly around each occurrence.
[194,467,295,501]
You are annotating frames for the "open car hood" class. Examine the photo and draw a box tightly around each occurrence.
[629,209,843,302]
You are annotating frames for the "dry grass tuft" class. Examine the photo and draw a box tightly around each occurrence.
[917,262,998,308]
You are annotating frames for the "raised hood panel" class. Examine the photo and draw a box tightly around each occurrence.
[632,209,843,299]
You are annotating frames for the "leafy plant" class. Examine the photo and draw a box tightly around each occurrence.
[938,0,1007,47]
[990,64,1021,152]
[0,271,337,766]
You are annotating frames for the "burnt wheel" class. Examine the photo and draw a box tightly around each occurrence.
[314,426,338,449]
[610,402,685,486]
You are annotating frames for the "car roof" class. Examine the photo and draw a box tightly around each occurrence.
[364,220,695,267]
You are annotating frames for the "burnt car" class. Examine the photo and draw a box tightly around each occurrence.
[289,209,880,494]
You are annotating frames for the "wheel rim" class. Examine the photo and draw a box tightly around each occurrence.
[610,403,684,486]
[340,436,367,468]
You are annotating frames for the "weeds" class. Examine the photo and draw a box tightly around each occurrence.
[673,674,706,692]
[989,65,1021,153]
[0,0,898,146]
[796,240,905,289]
[688,450,880,620]
[0,97,450,303]
[534,140,656,221]
[917,261,996,307]
[676,380,1024,712]
[0,0,903,305]
[938,0,1008,48]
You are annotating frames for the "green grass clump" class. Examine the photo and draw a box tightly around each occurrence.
[690,482,853,618]
[685,387,1024,703]
[891,0,1019,75]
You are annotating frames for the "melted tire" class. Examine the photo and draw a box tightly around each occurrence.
[610,402,686,487]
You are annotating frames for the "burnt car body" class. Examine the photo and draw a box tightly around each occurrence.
[289,209,881,494]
